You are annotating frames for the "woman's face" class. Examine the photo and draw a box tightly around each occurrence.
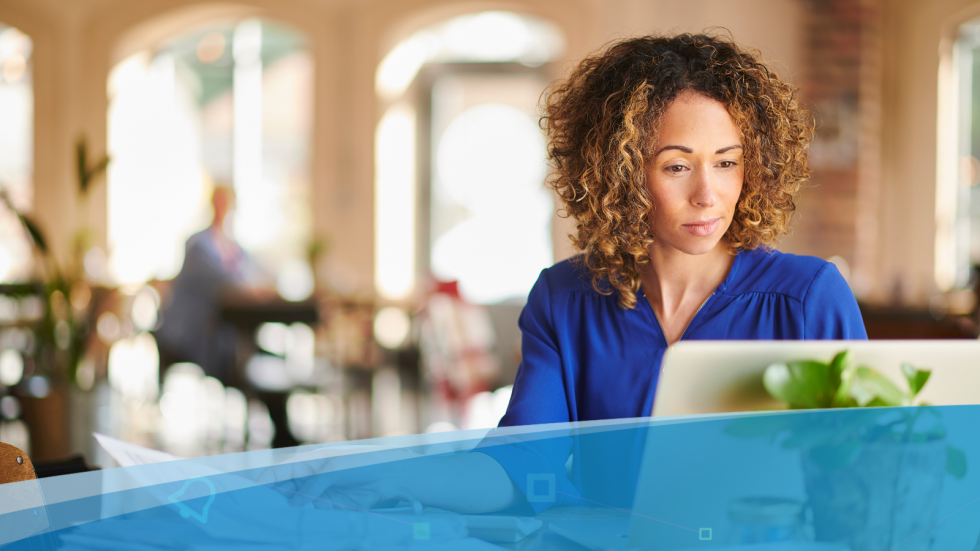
[645,90,744,256]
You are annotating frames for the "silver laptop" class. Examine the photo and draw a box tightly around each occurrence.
[549,340,980,550]
[653,340,980,417]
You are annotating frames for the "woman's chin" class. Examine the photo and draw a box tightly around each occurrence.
[660,235,725,256]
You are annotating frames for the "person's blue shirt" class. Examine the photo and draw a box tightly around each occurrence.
[476,248,867,513]
[500,248,867,426]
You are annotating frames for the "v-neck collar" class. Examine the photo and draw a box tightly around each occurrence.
[636,251,742,344]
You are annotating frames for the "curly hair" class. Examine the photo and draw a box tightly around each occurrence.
[544,33,814,309]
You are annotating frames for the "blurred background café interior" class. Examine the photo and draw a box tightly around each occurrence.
[0,0,979,472]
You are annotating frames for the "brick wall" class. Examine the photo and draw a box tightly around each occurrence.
[780,0,880,299]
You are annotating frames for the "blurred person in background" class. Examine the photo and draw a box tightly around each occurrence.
[155,184,273,385]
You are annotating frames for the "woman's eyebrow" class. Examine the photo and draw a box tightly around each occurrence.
[654,145,693,157]
[715,144,743,154]
[654,144,743,157]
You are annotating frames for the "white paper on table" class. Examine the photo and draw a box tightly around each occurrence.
[94,433,183,468]
[94,432,286,522]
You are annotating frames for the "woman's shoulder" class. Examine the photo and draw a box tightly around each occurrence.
[730,248,845,303]
[528,255,619,310]
[524,256,624,332]
[536,255,597,296]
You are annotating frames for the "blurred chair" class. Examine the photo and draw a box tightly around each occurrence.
[0,442,35,484]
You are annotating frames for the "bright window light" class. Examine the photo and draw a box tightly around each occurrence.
[436,103,546,210]
[374,105,416,300]
[232,19,275,251]
[107,52,204,286]
[431,103,552,304]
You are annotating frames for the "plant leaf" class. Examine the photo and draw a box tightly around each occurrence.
[848,367,905,407]
[20,214,49,253]
[829,350,851,390]
[831,353,856,408]
[865,397,896,408]
[901,363,932,400]
[763,360,834,409]
[76,138,89,193]
[947,446,967,479]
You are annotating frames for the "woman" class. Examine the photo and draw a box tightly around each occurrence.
[497,33,866,428]
[260,33,866,516]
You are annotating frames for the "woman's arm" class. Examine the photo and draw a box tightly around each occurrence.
[496,267,571,426]
[472,267,580,513]
[393,452,519,514]
[261,449,519,514]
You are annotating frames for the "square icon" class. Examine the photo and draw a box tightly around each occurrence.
[413,522,430,540]
[527,473,555,503]
[699,527,712,541]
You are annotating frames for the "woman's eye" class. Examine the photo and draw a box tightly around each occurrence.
[718,161,738,169]
[666,165,687,173]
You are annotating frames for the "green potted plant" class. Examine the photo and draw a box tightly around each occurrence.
[2,138,109,386]
[0,138,108,460]
[729,351,966,551]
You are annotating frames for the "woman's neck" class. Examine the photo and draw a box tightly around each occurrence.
[639,240,735,343]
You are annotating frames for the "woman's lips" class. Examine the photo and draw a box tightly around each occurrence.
[682,217,721,237]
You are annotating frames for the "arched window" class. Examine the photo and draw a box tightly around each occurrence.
[374,11,565,304]
[0,23,33,282]
[107,19,313,291]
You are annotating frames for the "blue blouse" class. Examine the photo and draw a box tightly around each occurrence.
[499,248,867,427]
[476,249,867,514]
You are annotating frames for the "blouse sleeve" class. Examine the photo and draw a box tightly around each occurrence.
[471,268,580,513]
[802,263,868,340]
[499,268,571,426]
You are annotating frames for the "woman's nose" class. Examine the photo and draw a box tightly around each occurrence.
[691,166,718,207]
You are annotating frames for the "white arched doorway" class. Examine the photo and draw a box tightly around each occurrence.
[373,10,566,304]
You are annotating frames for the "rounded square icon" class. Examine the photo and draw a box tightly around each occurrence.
[699,527,712,541]
[527,473,555,503]
[413,522,430,540]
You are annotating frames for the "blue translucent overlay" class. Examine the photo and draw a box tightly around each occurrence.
[2,407,980,550]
